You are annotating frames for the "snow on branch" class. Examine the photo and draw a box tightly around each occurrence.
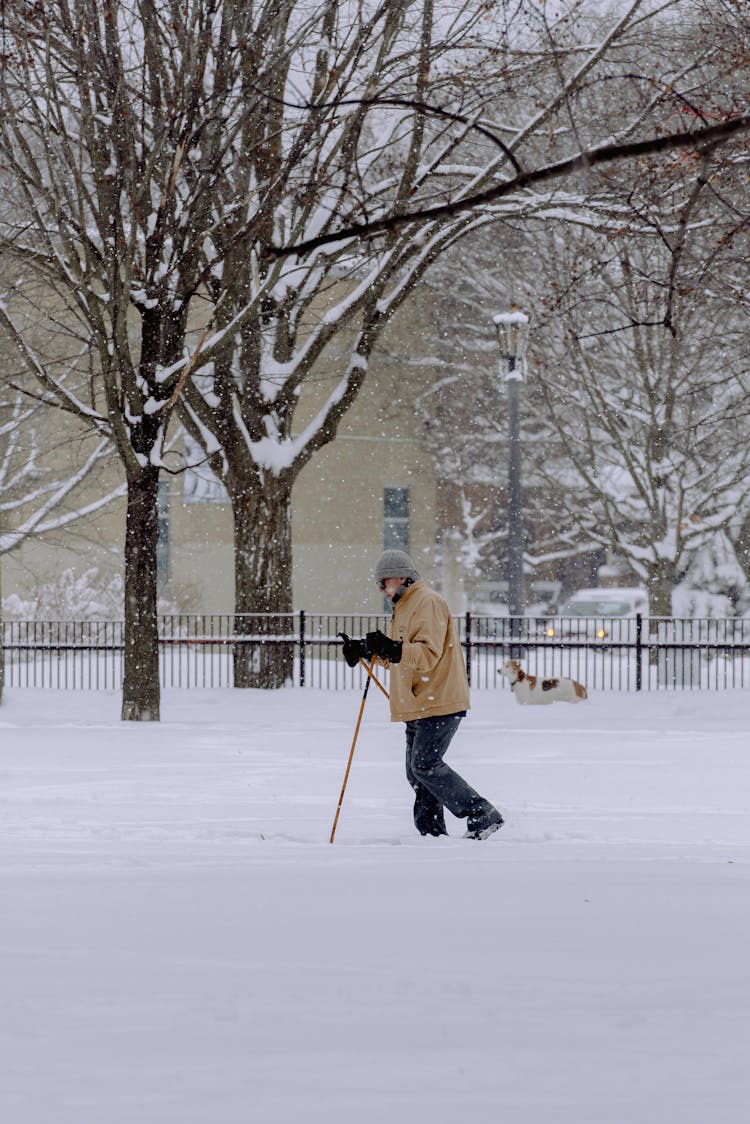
[0,436,124,555]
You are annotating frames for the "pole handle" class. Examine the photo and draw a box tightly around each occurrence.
[358,657,390,700]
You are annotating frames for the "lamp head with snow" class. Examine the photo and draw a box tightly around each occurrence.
[493,310,530,382]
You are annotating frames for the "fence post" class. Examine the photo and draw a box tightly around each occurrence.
[464,611,472,687]
[635,612,642,691]
[299,610,305,688]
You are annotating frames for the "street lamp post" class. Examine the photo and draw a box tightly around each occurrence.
[493,311,530,642]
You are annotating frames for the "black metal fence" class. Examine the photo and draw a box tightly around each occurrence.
[3,612,750,690]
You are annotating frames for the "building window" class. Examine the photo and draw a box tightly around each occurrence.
[384,487,409,551]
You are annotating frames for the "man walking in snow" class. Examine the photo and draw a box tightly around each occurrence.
[341,549,504,840]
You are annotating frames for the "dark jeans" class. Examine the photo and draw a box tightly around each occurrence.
[405,713,492,836]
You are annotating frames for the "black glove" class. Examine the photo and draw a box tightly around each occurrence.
[339,632,366,668]
[365,629,402,663]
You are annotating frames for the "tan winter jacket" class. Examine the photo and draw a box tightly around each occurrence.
[379,580,470,722]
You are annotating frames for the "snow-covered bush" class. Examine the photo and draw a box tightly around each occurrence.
[672,532,750,619]
[2,567,178,621]
[2,568,124,621]
[2,570,184,624]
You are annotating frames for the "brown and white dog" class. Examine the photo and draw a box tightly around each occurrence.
[500,659,588,705]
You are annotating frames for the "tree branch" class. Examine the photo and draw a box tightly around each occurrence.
[270,113,750,259]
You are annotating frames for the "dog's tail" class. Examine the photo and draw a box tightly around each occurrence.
[574,681,588,700]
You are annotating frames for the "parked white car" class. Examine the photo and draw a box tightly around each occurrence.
[543,587,649,643]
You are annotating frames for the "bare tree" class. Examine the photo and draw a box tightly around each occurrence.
[530,225,750,614]
[0,1,322,716]
[421,185,750,616]
[178,0,508,684]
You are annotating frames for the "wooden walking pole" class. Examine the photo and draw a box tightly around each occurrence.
[329,657,377,843]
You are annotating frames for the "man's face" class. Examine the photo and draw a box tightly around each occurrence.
[377,576,407,602]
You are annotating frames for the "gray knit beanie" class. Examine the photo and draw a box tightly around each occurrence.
[374,549,420,583]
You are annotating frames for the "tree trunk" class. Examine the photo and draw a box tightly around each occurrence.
[231,473,294,688]
[646,556,676,617]
[121,466,161,721]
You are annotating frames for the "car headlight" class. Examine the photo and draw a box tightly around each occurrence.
[546,626,556,638]
[596,627,608,639]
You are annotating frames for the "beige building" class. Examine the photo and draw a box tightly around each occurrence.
[167,290,444,615]
[2,288,456,618]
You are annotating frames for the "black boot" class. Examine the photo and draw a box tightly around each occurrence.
[464,807,504,840]
[415,809,448,837]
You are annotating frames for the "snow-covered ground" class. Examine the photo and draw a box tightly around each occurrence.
[1,685,749,1124]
